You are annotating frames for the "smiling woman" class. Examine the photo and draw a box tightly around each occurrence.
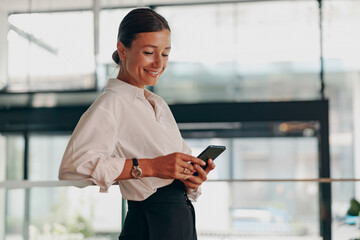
[112,8,171,88]
[58,7,215,240]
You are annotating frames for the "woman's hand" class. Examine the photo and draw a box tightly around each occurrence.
[152,152,206,181]
[180,158,215,189]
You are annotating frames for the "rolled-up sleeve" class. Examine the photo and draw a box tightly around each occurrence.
[59,106,125,192]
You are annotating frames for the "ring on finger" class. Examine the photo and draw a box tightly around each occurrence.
[183,168,191,174]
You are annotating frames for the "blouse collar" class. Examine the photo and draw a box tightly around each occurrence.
[105,78,164,105]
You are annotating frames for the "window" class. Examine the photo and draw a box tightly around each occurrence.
[97,8,134,88]
[1,134,123,240]
[7,11,96,92]
[156,2,320,103]
[184,126,320,238]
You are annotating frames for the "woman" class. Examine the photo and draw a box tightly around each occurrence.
[58,8,215,240]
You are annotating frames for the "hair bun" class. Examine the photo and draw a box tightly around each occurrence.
[112,50,120,65]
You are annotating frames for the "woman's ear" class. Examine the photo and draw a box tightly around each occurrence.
[117,41,126,60]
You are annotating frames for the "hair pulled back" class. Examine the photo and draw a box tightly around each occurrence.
[112,8,171,65]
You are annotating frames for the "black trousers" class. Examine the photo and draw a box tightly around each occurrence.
[119,180,197,240]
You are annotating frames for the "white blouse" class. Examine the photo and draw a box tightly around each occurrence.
[59,78,201,201]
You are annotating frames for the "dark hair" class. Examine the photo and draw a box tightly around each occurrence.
[112,8,171,65]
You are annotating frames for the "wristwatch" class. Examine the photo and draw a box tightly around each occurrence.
[131,158,142,179]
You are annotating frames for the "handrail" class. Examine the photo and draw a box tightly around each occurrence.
[208,178,360,182]
[0,180,93,189]
[1,178,360,189]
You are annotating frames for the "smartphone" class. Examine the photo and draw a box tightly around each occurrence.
[193,145,226,175]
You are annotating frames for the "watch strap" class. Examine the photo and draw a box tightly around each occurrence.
[132,158,139,167]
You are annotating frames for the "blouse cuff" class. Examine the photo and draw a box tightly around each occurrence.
[90,156,126,193]
[186,186,202,202]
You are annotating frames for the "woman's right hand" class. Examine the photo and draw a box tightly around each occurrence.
[152,152,206,180]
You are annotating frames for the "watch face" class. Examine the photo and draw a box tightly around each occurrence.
[132,167,142,179]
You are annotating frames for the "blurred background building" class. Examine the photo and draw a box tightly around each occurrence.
[0,0,360,239]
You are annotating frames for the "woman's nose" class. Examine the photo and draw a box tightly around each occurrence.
[153,54,163,68]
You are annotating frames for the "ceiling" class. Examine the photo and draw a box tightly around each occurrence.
[0,0,93,13]
[0,0,259,13]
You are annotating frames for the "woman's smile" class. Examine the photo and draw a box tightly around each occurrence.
[144,68,162,77]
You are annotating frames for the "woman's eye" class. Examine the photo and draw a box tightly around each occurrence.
[144,52,153,55]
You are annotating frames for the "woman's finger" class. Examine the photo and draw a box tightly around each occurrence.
[178,171,192,181]
[178,153,206,167]
[193,164,207,181]
[175,164,195,180]
[205,159,215,174]
[182,174,192,181]
[181,158,216,189]
[180,167,193,175]
[181,179,201,189]
[177,160,196,173]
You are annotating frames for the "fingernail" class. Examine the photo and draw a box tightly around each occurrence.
[202,161,206,166]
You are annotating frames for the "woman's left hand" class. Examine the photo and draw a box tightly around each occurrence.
[180,158,215,189]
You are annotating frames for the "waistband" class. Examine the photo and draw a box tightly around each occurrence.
[127,180,187,208]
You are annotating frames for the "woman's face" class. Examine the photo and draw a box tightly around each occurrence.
[117,29,171,89]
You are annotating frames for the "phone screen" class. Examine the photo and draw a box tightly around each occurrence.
[193,145,226,175]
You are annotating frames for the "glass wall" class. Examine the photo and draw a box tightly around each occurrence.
[322,3,360,238]
[187,137,320,238]
[156,2,321,103]
[5,136,25,181]
[28,135,69,181]
[4,186,122,240]
[0,135,7,240]
[98,8,132,87]
[1,134,123,240]
[7,11,96,92]
[2,129,328,240]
